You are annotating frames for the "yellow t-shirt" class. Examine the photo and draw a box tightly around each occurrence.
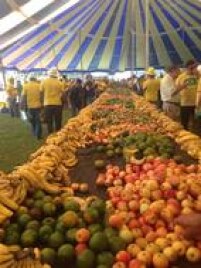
[176,72,198,106]
[196,78,201,107]
[22,81,41,109]
[40,78,64,106]
[143,78,160,102]
[6,84,17,98]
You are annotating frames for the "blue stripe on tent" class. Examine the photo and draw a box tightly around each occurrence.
[173,0,201,24]
[156,0,201,62]
[88,40,107,70]
[155,0,180,29]
[110,0,128,71]
[163,0,191,27]
[139,0,145,31]
[27,0,100,69]
[8,0,99,68]
[149,36,159,66]
[67,0,114,70]
[28,0,100,68]
[89,1,121,70]
[162,0,201,42]
[150,6,182,64]
[117,0,127,36]
[48,0,105,68]
[179,30,201,61]
[104,1,121,37]
[3,0,86,58]
[179,0,201,13]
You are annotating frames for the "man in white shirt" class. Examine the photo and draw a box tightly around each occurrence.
[160,65,181,121]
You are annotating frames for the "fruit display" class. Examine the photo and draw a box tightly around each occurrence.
[0,88,201,267]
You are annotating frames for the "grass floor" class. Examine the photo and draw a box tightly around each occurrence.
[0,110,71,173]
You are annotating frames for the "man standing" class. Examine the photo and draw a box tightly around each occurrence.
[129,75,143,95]
[40,68,64,134]
[85,80,96,105]
[143,67,160,106]
[160,65,181,121]
[175,60,199,130]
[69,79,84,116]
[6,77,18,117]
[22,76,42,139]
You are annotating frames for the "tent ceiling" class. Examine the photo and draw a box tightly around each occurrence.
[1,0,201,72]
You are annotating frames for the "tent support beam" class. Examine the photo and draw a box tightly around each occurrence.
[145,0,150,69]
[0,55,7,91]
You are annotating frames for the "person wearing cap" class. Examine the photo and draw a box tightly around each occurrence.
[69,78,84,116]
[143,67,160,105]
[22,76,42,139]
[175,60,199,130]
[40,68,64,134]
[6,77,18,117]
[160,65,182,121]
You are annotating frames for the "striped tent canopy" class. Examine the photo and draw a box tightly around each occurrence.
[1,0,201,72]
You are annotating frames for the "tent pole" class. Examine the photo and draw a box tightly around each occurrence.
[145,0,150,69]
[131,31,134,75]
[0,55,7,91]
[79,30,84,78]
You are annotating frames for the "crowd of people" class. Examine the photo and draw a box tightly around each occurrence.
[128,59,201,132]
[5,69,107,139]
[3,59,201,139]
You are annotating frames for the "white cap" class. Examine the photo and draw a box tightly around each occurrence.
[48,67,59,77]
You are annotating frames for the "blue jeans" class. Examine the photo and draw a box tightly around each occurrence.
[28,108,42,139]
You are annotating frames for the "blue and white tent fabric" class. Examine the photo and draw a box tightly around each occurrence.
[1,0,201,72]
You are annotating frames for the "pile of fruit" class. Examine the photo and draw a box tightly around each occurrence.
[96,158,201,267]
[1,190,129,268]
[0,88,201,267]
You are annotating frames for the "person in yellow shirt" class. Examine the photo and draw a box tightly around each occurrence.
[143,67,160,106]
[22,76,42,139]
[196,65,201,109]
[40,68,64,134]
[175,60,199,130]
[6,77,18,117]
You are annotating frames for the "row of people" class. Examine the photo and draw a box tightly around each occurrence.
[6,69,104,139]
[129,60,201,130]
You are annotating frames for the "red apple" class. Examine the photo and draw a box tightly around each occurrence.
[128,200,140,212]
[116,251,131,263]
[129,259,146,268]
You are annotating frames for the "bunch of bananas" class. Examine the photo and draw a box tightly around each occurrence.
[13,165,60,195]
[14,258,49,268]
[0,174,27,224]
[0,244,20,268]
[175,130,201,160]
[0,244,50,268]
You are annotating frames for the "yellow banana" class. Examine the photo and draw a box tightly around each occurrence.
[7,245,21,253]
[0,193,18,211]
[0,204,13,217]
[0,259,15,268]
[13,180,28,205]
[0,244,10,255]
[0,214,8,224]
[39,179,60,194]
[17,168,39,188]
[0,254,14,264]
